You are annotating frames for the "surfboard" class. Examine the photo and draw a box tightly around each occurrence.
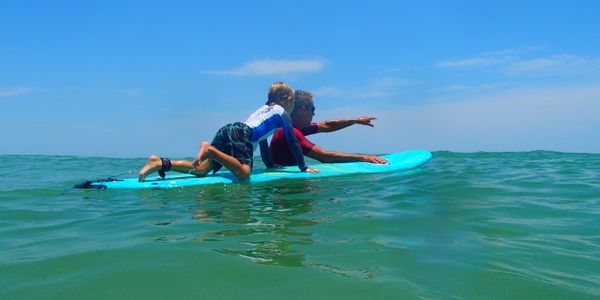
[74,150,432,190]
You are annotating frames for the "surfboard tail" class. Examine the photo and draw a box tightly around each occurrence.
[74,177,122,189]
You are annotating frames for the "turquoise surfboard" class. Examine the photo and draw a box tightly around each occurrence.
[74,150,432,190]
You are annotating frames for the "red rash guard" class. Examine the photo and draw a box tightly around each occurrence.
[269,123,319,166]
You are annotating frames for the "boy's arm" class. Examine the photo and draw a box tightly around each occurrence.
[317,117,377,133]
[259,140,274,168]
[306,146,388,164]
[281,112,310,172]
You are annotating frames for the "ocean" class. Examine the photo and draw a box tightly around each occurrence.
[1,151,599,299]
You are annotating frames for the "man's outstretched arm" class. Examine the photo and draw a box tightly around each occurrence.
[306,146,388,164]
[317,117,377,133]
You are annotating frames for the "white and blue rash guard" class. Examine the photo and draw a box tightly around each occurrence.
[244,104,307,171]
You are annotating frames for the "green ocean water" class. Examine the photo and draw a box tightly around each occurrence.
[1,151,599,299]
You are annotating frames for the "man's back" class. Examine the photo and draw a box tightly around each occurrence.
[270,124,319,166]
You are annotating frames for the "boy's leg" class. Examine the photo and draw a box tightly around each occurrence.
[171,159,212,177]
[197,141,251,180]
[138,155,212,182]
[138,155,162,182]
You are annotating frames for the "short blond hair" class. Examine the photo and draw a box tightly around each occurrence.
[267,82,294,105]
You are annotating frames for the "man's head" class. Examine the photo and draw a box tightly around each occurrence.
[291,90,315,129]
[267,82,295,112]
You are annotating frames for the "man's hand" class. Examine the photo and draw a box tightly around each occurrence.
[354,117,377,127]
[361,155,389,164]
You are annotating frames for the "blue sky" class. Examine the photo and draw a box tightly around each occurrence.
[2,0,599,157]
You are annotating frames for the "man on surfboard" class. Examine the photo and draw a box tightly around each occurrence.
[269,90,388,166]
[138,82,319,182]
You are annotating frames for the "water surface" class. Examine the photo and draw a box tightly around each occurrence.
[1,152,599,299]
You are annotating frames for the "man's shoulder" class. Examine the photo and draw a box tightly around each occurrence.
[272,127,307,141]
[301,123,319,135]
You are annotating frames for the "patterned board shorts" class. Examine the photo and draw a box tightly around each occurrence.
[210,122,254,173]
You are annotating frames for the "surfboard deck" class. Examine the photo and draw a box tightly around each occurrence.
[74,150,432,190]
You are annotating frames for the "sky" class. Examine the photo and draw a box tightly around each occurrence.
[1,0,599,157]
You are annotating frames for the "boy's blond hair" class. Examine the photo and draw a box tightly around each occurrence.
[267,82,294,105]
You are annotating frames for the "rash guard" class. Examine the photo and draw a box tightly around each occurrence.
[244,105,307,171]
[270,123,319,166]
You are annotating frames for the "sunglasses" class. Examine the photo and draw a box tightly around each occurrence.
[296,104,315,113]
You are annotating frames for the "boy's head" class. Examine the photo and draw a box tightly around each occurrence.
[267,82,294,106]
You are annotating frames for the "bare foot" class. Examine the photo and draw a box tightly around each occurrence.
[193,142,213,168]
[138,155,162,182]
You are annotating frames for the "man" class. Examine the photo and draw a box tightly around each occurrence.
[269,90,388,166]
